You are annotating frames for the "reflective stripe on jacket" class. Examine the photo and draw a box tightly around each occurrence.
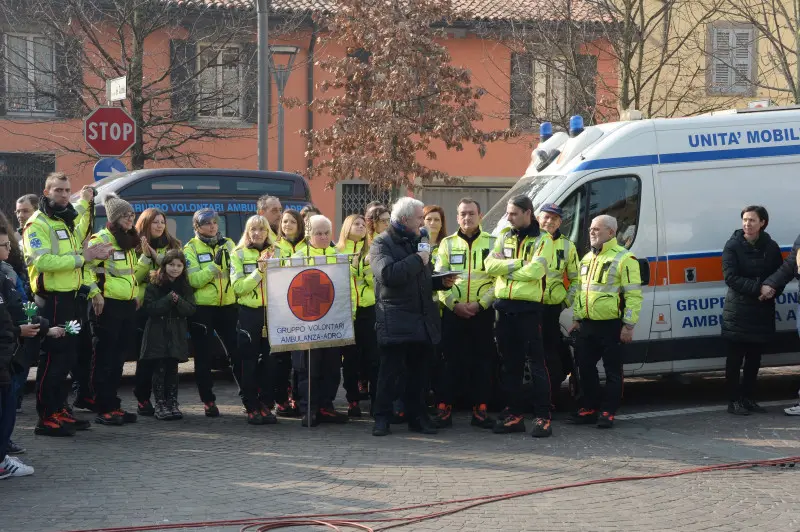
[484,225,555,303]
[572,238,643,324]
[543,233,580,306]
[436,228,496,310]
[230,246,268,308]
[184,236,236,307]
[86,229,139,301]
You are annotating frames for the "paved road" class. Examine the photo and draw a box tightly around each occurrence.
[4,366,799,532]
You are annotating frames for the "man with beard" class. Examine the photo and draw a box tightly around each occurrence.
[85,193,143,426]
[23,172,113,436]
[257,195,282,243]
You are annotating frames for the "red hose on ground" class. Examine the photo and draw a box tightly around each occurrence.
[63,456,799,532]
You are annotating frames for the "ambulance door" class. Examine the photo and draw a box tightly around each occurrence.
[559,167,658,370]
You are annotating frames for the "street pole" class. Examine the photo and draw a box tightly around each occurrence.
[269,46,298,172]
[257,0,269,170]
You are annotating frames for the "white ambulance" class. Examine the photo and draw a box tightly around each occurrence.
[482,107,800,376]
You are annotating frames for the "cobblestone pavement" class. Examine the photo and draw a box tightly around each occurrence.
[3,365,799,532]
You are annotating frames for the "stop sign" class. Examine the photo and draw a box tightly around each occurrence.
[84,107,137,157]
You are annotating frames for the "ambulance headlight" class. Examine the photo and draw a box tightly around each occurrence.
[539,122,553,142]
[569,115,584,137]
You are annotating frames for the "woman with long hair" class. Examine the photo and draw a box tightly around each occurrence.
[337,214,376,417]
[423,205,447,262]
[366,206,390,246]
[132,208,182,416]
[275,209,307,260]
[230,215,277,425]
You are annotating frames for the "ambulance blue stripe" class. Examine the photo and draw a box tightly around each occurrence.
[572,144,800,172]
[644,246,791,263]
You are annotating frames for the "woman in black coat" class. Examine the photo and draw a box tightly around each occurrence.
[721,205,783,415]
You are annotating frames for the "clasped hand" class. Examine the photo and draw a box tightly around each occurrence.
[759,284,776,301]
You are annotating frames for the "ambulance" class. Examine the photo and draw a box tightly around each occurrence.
[482,106,800,376]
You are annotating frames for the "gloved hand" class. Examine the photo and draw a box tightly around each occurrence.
[214,247,225,266]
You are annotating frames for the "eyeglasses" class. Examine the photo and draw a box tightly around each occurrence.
[122,213,136,220]
[378,217,390,223]
[0,242,11,250]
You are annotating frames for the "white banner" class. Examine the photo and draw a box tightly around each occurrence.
[266,256,355,352]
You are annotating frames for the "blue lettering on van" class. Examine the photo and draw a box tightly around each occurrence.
[675,297,725,312]
[688,129,800,149]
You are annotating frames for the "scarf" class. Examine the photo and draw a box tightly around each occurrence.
[39,196,78,231]
[197,232,223,247]
[107,222,139,251]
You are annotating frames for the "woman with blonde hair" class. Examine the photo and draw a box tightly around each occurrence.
[230,215,277,425]
[337,214,377,417]
[132,208,182,416]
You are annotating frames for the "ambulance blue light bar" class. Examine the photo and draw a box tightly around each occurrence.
[539,122,553,142]
[569,115,584,137]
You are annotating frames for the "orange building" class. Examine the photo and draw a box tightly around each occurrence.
[0,1,616,226]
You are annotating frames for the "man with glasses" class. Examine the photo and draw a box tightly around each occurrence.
[257,195,282,243]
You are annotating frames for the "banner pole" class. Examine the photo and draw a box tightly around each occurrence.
[307,348,312,430]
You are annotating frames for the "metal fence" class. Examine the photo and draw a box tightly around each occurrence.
[0,152,56,222]
[340,182,393,224]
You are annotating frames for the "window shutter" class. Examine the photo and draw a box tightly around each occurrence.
[570,54,597,124]
[170,39,197,121]
[732,28,753,93]
[531,59,547,119]
[510,52,533,131]
[712,28,732,91]
[242,43,268,123]
[0,33,5,116]
[55,37,83,118]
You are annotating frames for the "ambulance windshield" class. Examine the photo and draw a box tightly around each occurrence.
[482,174,561,235]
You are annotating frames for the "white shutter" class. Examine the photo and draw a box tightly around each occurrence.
[532,59,547,119]
[551,59,568,119]
[712,28,731,90]
[732,29,754,92]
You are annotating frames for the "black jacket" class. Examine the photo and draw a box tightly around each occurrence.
[140,280,196,362]
[369,225,445,346]
[764,232,800,290]
[721,230,783,343]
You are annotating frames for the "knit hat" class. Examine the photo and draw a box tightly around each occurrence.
[103,192,134,224]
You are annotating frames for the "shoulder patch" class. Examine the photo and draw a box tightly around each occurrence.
[28,232,37,238]
[30,238,42,249]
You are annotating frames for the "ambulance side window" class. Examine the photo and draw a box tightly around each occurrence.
[559,187,585,249]
[587,176,641,249]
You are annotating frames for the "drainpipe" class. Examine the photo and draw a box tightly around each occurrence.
[306,21,318,171]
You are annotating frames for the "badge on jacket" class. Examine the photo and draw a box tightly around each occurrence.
[198,253,212,263]
[56,229,69,240]
[113,251,126,261]
[503,247,514,258]
[451,254,465,265]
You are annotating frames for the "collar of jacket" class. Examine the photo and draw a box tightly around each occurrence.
[38,196,78,229]
[457,227,482,245]
[389,223,419,245]
[591,238,618,255]
[510,221,540,240]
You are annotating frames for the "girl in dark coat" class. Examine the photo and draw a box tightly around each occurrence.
[141,250,196,420]
[721,205,783,416]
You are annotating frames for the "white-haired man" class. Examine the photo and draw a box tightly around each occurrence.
[369,197,456,436]
[568,215,643,429]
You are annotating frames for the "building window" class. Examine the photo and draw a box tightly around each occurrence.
[5,34,56,114]
[708,23,756,95]
[197,45,242,119]
[532,59,569,122]
[338,182,393,227]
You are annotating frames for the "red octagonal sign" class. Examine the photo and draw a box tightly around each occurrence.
[84,107,137,157]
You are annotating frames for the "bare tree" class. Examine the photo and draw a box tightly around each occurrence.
[299,0,513,192]
[0,0,304,171]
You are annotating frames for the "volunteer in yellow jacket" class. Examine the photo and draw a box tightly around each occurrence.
[23,172,112,437]
[568,215,643,429]
[291,215,348,427]
[85,193,141,426]
[433,198,496,430]
[132,208,182,416]
[336,214,373,418]
[484,194,556,438]
[184,208,237,417]
[231,215,278,426]
[271,209,306,417]
[537,203,580,407]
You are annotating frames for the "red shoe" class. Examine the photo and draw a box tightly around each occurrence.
[34,414,76,437]
[318,407,348,424]
[54,409,91,431]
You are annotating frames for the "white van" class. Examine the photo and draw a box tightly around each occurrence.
[482,107,800,377]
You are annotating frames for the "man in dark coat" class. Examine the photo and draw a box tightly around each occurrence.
[721,206,783,415]
[369,197,455,436]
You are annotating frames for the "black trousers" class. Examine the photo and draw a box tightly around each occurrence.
[236,305,273,411]
[496,307,551,419]
[342,305,379,403]
[152,358,179,405]
[542,303,574,395]
[35,292,79,417]
[726,341,762,402]
[575,319,624,414]
[133,308,154,403]
[292,348,341,415]
[273,352,293,404]
[189,304,238,403]
[374,342,432,422]
[89,298,137,414]
[438,307,494,406]
[70,296,93,403]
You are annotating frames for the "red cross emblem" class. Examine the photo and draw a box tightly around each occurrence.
[288,268,335,321]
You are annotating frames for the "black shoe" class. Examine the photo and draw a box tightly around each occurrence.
[169,402,183,420]
[35,415,76,437]
[95,412,125,426]
[372,418,392,436]
[741,398,767,413]
[318,408,348,424]
[115,410,138,423]
[568,408,598,424]
[301,412,319,427]
[73,397,98,413]
[492,414,526,434]
[496,407,512,422]
[728,401,750,416]
[408,417,438,435]
[204,401,220,417]
[7,440,25,455]
[247,410,265,425]
[137,400,155,417]
[531,417,553,438]
[55,409,91,431]
[276,400,300,418]
[390,411,407,424]
[596,411,615,429]
[433,404,453,428]
[259,405,278,425]
[348,401,362,418]
[470,405,495,429]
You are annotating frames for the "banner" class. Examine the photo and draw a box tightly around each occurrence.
[266,256,355,352]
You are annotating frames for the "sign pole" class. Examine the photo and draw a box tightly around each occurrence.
[307,348,312,430]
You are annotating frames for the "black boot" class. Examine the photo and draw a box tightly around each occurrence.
[152,363,170,420]
[727,400,750,415]
[166,364,182,420]
[408,415,438,434]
